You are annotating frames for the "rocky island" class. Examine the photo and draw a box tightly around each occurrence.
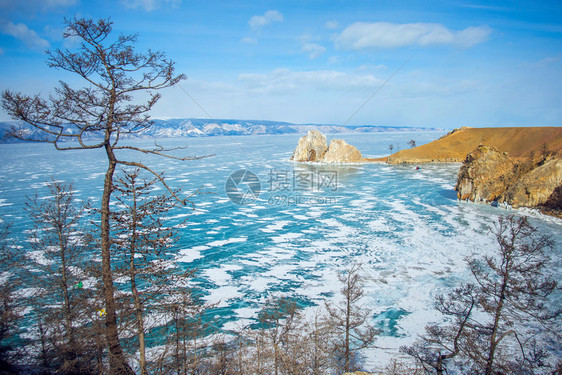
[290,130,363,163]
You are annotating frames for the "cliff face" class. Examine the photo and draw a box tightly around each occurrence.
[455,146,516,202]
[500,158,562,208]
[455,145,562,209]
[290,130,362,163]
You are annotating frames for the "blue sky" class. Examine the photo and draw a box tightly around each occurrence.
[0,0,561,127]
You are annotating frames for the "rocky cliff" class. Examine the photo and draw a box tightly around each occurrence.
[455,146,516,202]
[290,130,363,163]
[455,145,562,209]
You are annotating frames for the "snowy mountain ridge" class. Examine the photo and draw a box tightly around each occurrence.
[0,118,440,142]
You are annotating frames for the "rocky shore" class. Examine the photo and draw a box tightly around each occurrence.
[290,128,562,214]
[455,145,562,211]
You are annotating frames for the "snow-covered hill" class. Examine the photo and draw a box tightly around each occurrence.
[0,118,439,142]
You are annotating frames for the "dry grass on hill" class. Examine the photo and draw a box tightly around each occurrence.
[374,127,562,164]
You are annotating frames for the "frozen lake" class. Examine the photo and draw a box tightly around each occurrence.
[1,131,560,370]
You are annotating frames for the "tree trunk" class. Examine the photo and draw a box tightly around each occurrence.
[256,332,263,375]
[135,298,146,374]
[131,265,146,375]
[191,333,197,374]
[436,353,444,375]
[58,227,74,347]
[101,149,134,375]
[344,285,351,373]
[485,262,510,375]
[174,309,181,375]
[38,318,48,370]
[129,183,147,375]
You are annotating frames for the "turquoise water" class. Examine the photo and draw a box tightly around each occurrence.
[1,131,560,367]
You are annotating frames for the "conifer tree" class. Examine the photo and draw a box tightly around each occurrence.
[112,169,185,374]
[24,181,99,373]
[1,18,200,373]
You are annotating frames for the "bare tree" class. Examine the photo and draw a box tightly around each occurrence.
[471,215,558,374]
[24,181,99,373]
[111,169,182,375]
[383,358,424,375]
[303,308,333,375]
[325,263,378,373]
[407,139,416,148]
[0,223,24,372]
[541,142,550,158]
[404,215,559,374]
[401,284,479,374]
[389,144,394,153]
[205,334,238,375]
[257,296,306,375]
[26,183,88,347]
[207,289,379,375]
[1,17,203,373]
[157,287,210,375]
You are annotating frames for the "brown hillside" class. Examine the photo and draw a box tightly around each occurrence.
[386,127,562,164]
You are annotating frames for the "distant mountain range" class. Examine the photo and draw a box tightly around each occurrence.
[0,118,440,142]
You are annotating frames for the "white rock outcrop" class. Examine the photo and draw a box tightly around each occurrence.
[323,139,362,163]
[290,130,328,162]
[290,130,363,163]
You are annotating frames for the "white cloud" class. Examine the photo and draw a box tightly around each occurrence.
[241,37,258,45]
[454,26,493,47]
[328,56,341,64]
[356,64,387,72]
[249,10,283,31]
[43,24,80,48]
[41,0,77,6]
[325,20,339,30]
[157,71,386,124]
[523,54,562,68]
[237,68,383,95]
[301,43,326,59]
[536,55,561,66]
[0,0,77,12]
[121,0,181,11]
[0,21,49,50]
[335,22,491,50]
[43,25,63,41]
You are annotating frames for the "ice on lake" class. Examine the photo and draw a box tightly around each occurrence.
[1,132,560,370]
